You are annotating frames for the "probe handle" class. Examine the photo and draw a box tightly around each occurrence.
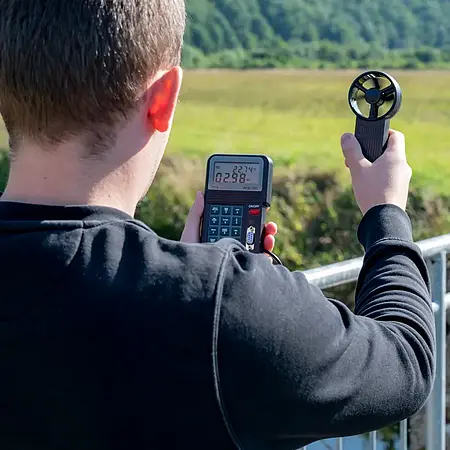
[355,117,390,162]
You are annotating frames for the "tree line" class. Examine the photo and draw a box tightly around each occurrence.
[182,0,450,69]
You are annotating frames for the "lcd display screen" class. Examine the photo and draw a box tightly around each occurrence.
[209,161,263,191]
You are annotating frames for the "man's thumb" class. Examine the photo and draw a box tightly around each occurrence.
[180,191,204,243]
[341,133,369,169]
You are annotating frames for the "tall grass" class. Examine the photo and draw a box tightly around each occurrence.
[1,70,449,195]
[166,70,450,194]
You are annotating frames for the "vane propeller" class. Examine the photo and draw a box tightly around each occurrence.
[348,71,402,162]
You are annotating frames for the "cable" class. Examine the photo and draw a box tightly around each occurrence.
[263,249,284,266]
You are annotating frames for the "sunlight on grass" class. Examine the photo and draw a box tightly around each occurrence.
[1,69,450,193]
[168,70,450,194]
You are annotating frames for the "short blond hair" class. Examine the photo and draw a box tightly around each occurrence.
[0,0,186,155]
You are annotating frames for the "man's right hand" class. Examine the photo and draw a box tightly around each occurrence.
[340,129,412,215]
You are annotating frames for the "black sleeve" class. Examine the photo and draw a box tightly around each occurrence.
[214,204,436,450]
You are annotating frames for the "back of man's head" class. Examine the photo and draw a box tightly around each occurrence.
[0,0,186,155]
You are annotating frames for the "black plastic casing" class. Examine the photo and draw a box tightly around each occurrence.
[201,154,273,253]
[355,117,390,162]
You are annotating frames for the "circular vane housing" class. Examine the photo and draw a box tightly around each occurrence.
[348,71,402,121]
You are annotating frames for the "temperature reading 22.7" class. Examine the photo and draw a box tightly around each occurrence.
[214,163,258,184]
[210,161,263,191]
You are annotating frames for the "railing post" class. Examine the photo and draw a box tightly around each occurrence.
[303,236,450,450]
[426,251,447,450]
[369,431,377,449]
[399,420,408,450]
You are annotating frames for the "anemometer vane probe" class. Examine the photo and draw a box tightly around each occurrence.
[348,71,402,162]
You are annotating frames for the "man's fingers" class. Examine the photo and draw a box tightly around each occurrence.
[264,222,277,237]
[264,234,275,253]
[341,133,371,170]
[262,222,277,261]
[384,129,406,158]
[180,191,204,243]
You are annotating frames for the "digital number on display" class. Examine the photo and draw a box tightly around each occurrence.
[210,162,262,191]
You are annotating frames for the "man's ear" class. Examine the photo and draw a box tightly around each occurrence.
[147,67,183,133]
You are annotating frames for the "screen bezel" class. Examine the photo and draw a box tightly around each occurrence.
[207,155,264,192]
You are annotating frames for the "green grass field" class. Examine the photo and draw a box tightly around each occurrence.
[169,70,450,194]
[1,69,450,193]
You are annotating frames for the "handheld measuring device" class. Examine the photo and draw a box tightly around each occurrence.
[201,154,273,254]
[348,70,402,162]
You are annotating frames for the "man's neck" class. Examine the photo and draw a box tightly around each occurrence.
[1,147,138,216]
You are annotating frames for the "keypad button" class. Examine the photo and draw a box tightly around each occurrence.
[232,217,242,227]
[210,216,219,226]
[208,237,218,243]
[221,217,230,226]
[233,206,243,216]
[232,227,241,237]
[221,206,231,215]
[220,227,230,237]
[209,227,218,236]
[211,206,220,215]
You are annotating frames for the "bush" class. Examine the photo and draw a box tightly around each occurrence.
[137,155,450,273]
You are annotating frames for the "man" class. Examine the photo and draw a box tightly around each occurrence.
[0,1,435,450]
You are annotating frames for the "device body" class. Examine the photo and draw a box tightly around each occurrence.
[201,154,273,253]
[348,71,402,162]
[355,117,390,163]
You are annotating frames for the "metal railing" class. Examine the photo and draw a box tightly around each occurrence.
[300,233,450,450]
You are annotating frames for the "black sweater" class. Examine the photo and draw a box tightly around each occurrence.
[0,201,435,450]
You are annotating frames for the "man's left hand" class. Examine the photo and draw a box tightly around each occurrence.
[181,191,278,256]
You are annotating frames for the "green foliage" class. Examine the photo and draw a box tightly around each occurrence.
[182,0,450,69]
[134,156,450,277]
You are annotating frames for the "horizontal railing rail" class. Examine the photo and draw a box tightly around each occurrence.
[304,234,450,289]
[300,233,450,450]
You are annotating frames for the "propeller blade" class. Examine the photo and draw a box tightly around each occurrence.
[372,75,380,90]
[369,103,379,119]
[381,85,396,99]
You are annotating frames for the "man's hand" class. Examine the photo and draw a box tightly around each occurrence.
[340,130,412,215]
[181,191,278,256]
